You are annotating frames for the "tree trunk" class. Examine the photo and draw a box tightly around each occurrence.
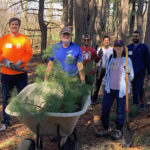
[129,2,136,36]
[87,0,96,47]
[68,0,73,27]
[95,0,102,44]
[20,0,29,35]
[74,0,88,45]
[120,0,129,44]
[63,0,68,26]
[144,1,150,49]
[137,0,144,41]
[38,0,47,54]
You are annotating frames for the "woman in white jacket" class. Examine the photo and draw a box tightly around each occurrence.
[96,40,134,140]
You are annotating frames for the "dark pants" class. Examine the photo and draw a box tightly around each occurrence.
[1,73,28,125]
[101,89,125,130]
[92,68,105,101]
[132,75,145,105]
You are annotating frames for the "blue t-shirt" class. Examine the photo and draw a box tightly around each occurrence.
[49,42,83,76]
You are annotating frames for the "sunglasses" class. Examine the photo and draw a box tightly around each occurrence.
[115,45,123,47]
[84,39,90,41]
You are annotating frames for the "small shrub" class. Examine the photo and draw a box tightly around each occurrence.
[129,104,140,118]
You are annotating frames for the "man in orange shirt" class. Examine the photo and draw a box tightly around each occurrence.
[0,17,33,131]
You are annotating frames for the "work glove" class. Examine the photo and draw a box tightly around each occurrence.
[11,60,23,70]
[98,49,103,59]
[124,66,131,74]
[2,58,13,68]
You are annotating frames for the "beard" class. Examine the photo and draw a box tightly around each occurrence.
[133,39,139,44]
[62,39,71,45]
[84,43,89,46]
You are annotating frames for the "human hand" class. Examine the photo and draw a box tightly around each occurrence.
[124,66,130,74]
[15,60,23,69]
[98,49,103,59]
[2,58,13,68]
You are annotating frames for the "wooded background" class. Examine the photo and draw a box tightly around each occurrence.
[0,0,150,55]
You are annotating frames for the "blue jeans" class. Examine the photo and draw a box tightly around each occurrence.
[132,75,145,105]
[1,73,28,125]
[101,89,125,130]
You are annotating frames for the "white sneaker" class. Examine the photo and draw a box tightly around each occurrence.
[0,124,7,131]
[96,128,112,137]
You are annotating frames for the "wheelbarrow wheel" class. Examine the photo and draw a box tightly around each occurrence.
[60,137,77,150]
[17,138,35,150]
[60,130,78,150]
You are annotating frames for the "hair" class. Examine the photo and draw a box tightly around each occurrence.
[9,17,21,27]
[113,48,125,58]
[103,35,110,41]
[133,30,140,35]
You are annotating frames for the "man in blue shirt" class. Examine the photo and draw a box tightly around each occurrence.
[44,27,85,83]
[128,31,150,109]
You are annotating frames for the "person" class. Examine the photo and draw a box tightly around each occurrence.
[0,17,33,131]
[92,36,113,103]
[128,31,150,109]
[44,26,85,83]
[96,40,134,140]
[80,34,100,87]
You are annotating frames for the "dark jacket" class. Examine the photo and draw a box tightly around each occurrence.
[127,43,150,77]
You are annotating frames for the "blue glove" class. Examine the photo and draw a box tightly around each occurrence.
[2,58,13,68]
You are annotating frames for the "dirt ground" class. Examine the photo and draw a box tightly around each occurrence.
[0,56,150,150]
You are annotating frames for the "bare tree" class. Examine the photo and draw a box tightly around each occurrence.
[38,0,47,54]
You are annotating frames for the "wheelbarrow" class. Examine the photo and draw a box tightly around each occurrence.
[6,91,91,150]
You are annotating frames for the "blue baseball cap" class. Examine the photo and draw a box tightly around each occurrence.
[114,40,124,47]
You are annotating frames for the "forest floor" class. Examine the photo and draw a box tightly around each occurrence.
[0,54,150,150]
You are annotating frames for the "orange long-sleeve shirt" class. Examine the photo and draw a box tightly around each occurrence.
[0,33,33,75]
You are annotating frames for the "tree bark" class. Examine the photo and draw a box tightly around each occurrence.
[63,0,68,26]
[137,0,144,41]
[87,0,96,47]
[95,0,102,44]
[68,0,73,26]
[74,0,88,45]
[129,2,136,36]
[120,0,129,44]
[144,1,150,49]
[38,0,47,54]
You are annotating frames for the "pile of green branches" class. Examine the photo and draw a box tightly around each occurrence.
[8,45,92,120]
[8,67,91,120]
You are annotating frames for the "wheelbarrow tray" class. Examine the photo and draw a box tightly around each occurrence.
[6,94,90,137]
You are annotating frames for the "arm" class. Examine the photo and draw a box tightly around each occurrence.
[77,62,85,83]
[44,61,53,81]
[144,45,150,75]
[94,49,100,63]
